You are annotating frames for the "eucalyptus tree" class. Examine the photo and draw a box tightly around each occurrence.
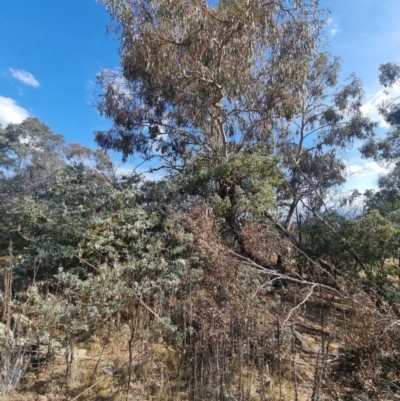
[95,0,328,251]
[361,62,400,216]
[361,62,400,162]
[0,118,66,203]
[364,167,400,216]
[0,118,120,260]
[96,0,324,165]
[275,53,376,233]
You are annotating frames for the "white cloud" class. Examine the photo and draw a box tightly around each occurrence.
[9,68,40,87]
[344,161,392,192]
[0,96,30,127]
[115,166,136,177]
[327,18,341,36]
[85,79,96,91]
[361,86,400,128]
[331,27,340,36]
[115,164,163,181]
[347,161,389,178]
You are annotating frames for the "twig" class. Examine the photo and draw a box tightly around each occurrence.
[76,256,101,274]
[138,298,164,323]
[226,249,342,296]
[284,284,316,324]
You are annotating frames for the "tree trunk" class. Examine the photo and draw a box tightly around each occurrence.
[284,199,298,233]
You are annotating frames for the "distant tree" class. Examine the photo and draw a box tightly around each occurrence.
[0,118,66,203]
[364,166,400,216]
[0,118,118,258]
[301,208,400,289]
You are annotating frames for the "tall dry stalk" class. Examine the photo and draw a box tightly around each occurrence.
[1,240,30,396]
[2,240,13,328]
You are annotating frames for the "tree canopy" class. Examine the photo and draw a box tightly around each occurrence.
[96,0,324,168]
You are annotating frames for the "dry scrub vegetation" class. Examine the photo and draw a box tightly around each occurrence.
[2,208,400,401]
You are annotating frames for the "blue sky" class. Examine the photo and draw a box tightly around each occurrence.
[1,0,400,190]
[0,0,118,146]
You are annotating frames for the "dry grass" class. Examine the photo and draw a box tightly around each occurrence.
[4,283,399,401]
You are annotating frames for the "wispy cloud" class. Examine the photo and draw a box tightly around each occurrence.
[115,165,163,181]
[0,96,30,127]
[361,86,400,128]
[9,68,40,87]
[86,79,95,90]
[345,161,392,192]
[327,17,341,36]
[347,161,389,178]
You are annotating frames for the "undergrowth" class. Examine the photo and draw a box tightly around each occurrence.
[1,208,400,401]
